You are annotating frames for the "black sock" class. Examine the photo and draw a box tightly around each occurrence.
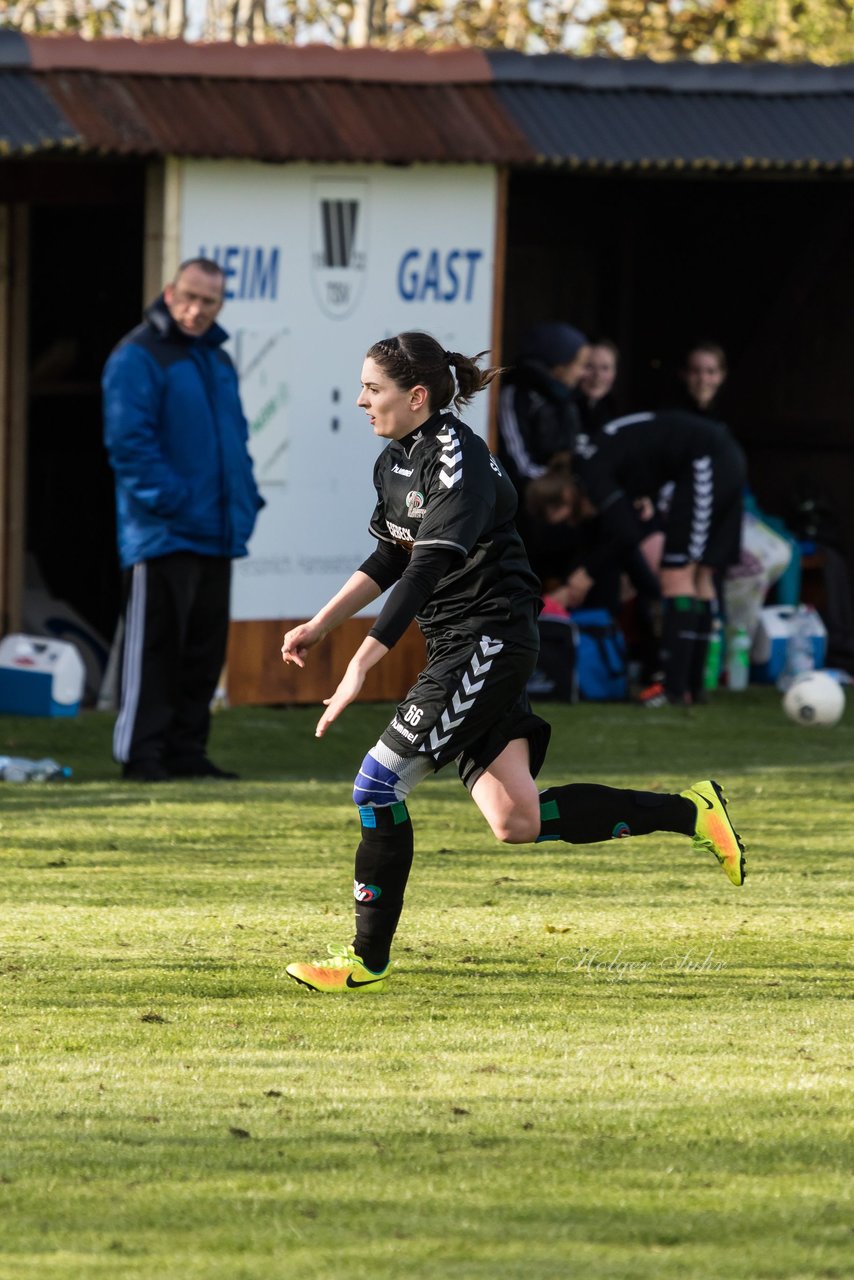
[689,600,713,701]
[352,802,414,971]
[537,784,695,843]
[661,595,696,702]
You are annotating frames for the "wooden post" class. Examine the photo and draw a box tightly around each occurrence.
[487,165,509,455]
[144,156,182,301]
[4,204,28,632]
[143,159,165,306]
[162,156,183,283]
[0,205,9,629]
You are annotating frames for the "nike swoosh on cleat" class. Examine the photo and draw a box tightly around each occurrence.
[346,974,386,988]
[692,791,715,809]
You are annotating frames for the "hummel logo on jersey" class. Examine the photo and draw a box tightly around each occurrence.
[392,464,414,476]
[437,427,463,489]
[420,635,504,755]
[391,716,418,743]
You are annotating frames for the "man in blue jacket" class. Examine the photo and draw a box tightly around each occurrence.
[103,258,264,781]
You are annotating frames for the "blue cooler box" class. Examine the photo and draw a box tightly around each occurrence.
[0,634,85,717]
[750,606,827,685]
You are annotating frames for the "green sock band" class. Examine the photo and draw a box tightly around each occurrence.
[540,798,560,823]
[537,797,561,842]
[358,801,410,829]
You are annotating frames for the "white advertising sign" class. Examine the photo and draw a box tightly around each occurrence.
[179,161,498,620]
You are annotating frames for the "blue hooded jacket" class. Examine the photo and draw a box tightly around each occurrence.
[103,297,264,569]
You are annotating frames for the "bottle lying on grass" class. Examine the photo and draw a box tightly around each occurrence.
[0,756,72,782]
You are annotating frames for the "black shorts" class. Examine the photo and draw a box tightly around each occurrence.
[661,440,746,570]
[380,629,551,792]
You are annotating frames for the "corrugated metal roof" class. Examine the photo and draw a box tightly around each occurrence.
[494,82,854,169]
[25,36,493,83]
[39,70,530,163]
[0,69,79,154]
[4,37,854,169]
[487,50,854,95]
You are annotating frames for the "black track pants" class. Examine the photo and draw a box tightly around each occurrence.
[113,552,231,768]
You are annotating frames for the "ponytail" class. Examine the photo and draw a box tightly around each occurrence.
[368,331,503,413]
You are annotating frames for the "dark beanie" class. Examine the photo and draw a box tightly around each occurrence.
[517,321,588,369]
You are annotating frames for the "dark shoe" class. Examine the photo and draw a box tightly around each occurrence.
[122,761,173,782]
[165,757,239,780]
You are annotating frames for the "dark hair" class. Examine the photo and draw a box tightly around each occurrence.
[366,331,501,412]
[525,455,577,522]
[589,337,619,360]
[174,257,225,284]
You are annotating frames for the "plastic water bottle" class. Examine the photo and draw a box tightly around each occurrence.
[703,618,723,691]
[726,626,751,691]
[778,605,815,691]
[0,756,72,782]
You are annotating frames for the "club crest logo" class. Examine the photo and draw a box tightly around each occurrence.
[406,490,426,519]
[312,179,368,319]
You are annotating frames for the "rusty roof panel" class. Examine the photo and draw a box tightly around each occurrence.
[41,71,531,163]
[24,36,493,84]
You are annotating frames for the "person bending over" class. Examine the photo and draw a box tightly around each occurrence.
[529,411,746,706]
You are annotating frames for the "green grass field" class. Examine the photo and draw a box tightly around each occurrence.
[1,690,852,1279]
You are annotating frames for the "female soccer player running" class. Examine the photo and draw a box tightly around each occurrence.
[282,332,746,993]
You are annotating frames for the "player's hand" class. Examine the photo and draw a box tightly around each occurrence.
[281,623,321,668]
[316,664,366,738]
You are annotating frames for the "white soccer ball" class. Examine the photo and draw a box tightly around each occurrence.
[782,671,846,727]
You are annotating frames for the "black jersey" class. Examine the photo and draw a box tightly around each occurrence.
[368,410,541,646]
[573,409,740,551]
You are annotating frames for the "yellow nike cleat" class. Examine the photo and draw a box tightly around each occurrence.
[286,944,391,993]
[682,779,747,886]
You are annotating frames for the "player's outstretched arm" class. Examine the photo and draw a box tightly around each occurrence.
[316,635,389,738]
[281,571,382,668]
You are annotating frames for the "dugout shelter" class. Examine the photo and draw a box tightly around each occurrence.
[1,34,853,704]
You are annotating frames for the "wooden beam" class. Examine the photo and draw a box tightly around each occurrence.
[143,159,166,307]
[143,156,183,303]
[226,618,426,707]
[162,156,183,284]
[0,205,8,628]
[5,204,28,632]
[487,165,509,455]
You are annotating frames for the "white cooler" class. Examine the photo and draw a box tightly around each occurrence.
[0,634,85,717]
[750,605,827,685]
